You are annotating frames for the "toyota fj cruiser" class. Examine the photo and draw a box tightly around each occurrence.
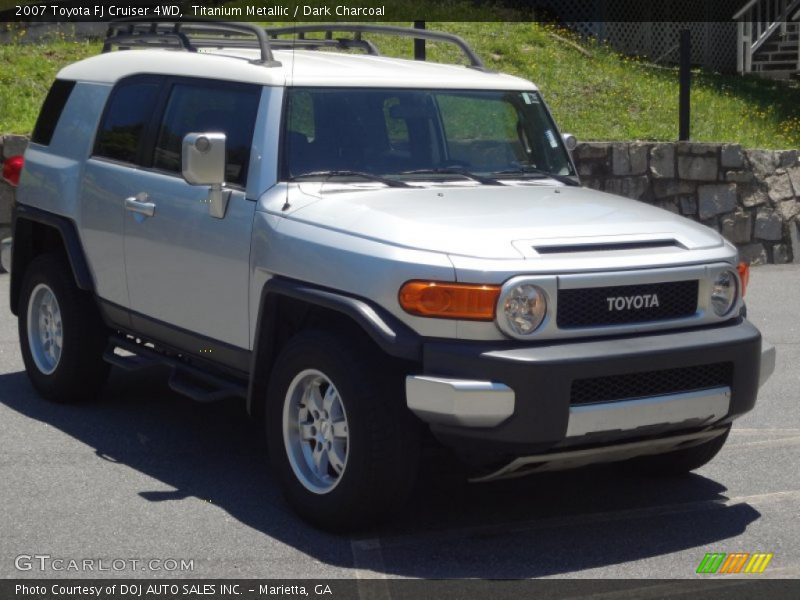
[6,22,776,530]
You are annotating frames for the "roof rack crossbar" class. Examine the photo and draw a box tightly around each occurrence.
[268,38,380,55]
[265,24,485,70]
[103,33,193,53]
[103,19,281,66]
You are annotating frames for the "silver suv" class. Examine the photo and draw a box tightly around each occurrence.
[7,22,775,530]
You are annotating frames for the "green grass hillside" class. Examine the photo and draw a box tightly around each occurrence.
[2,22,800,148]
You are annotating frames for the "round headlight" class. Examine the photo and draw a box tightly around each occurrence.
[710,270,738,316]
[500,284,547,336]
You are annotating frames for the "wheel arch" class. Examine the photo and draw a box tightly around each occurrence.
[246,277,421,418]
[10,204,94,316]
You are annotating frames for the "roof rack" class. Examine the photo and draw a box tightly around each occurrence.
[265,24,486,70]
[268,36,380,56]
[102,21,486,71]
[103,20,281,66]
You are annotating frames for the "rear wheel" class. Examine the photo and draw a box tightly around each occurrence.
[18,253,110,403]
[623,426,731,475]
[266,330,419,531]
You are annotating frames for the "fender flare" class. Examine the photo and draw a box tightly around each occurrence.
[246,276,422,415]
[10,204,95,315]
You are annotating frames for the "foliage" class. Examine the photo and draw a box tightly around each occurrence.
[2,22,800,149]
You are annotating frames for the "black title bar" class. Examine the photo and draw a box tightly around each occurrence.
[1,0,753,23]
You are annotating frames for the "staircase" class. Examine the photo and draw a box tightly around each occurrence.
[736,0,800,78]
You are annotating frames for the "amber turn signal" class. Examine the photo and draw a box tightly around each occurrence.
[737,262,749,297]
[399,281,501,320]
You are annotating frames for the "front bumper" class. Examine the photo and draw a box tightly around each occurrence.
[406,318,770,457]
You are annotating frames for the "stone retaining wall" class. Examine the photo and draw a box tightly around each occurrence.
[574,141,800,264]
[1,136,799,264]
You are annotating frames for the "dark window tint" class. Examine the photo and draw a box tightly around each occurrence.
[94,80,161,164]
[282,88,575,179]
[153,83,260,186]
[31,80,76,146]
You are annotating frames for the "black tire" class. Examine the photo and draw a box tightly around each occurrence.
[18,253,110,403]
[622,426,731,476]
[266,329,420,531]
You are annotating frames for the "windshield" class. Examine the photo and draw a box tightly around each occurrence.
[281,88,575,184]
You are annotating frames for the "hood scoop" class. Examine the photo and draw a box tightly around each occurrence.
[533,239,685,255]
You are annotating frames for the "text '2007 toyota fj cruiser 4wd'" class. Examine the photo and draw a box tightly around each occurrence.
[6,22,776,530]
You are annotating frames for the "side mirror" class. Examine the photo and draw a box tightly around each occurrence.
[182,132,230,219]
[562,133,578,152]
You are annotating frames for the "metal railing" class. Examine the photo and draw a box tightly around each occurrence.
[104,20,280,65]
[735,0,800,74]
[102,21,486,71]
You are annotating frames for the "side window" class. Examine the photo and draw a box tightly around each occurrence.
[94,79,161,164]
[31,79,76,146]
[153,82,260,186]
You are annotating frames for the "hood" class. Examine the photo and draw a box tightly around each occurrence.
[281,183,724,260]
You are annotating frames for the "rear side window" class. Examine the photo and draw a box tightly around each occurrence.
[31,80,76,146]
[94,79,161,164]
[153,82,260,186]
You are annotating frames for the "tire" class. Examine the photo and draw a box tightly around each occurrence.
[622,425,731,476]
[18,253,110,403]
[266,330,420,531]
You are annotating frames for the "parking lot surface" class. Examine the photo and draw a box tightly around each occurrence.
[0,266,798,579]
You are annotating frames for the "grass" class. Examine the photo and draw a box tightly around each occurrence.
[2,21,800,148]
[0,32,97,134]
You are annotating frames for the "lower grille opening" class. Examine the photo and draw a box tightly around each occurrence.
[571,362,733,405]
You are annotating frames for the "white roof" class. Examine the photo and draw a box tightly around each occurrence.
[57,47,538,90]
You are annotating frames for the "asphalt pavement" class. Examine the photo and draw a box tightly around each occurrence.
[0,266,798,580]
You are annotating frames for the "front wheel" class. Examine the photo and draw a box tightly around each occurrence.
[266,330,419,531]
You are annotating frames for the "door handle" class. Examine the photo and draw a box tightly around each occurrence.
[125,194,156,218]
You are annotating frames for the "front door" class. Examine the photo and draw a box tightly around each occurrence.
[122,79,262,354]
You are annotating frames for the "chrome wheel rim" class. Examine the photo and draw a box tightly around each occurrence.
[283,369,349,494]
[26,283,63,375]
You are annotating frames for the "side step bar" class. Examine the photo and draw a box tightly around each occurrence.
[104,335,247,403]
[167,370,246,403]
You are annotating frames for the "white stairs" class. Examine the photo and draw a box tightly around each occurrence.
[736,0,800,78]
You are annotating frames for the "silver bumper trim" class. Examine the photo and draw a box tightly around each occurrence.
[759,342,776,388]
[566,386,731,438]
[471,428,728,483]
[406,375,515,428]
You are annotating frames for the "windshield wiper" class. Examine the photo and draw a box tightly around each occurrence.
[399,167,503,185]
[289,170,410,188]
[492,167,580,187]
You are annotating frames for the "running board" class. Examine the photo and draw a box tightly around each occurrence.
[103,344,161,371]
[104,335,247,402]
[469,428,728,483]
[167,370,246,403]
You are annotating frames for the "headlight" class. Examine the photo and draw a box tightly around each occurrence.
[500,283,547,336]
[710,270,738,316]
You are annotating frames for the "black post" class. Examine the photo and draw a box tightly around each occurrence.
[414,20,425,61]
[679,29,691,141]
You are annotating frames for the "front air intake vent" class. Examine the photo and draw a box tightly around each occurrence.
[534,240,682,254]
[571,362,733,405]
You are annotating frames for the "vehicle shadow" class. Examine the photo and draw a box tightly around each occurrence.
[0,369,761,578]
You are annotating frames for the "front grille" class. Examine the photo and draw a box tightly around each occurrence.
[557,280,698,328]
[570,362,733,405]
